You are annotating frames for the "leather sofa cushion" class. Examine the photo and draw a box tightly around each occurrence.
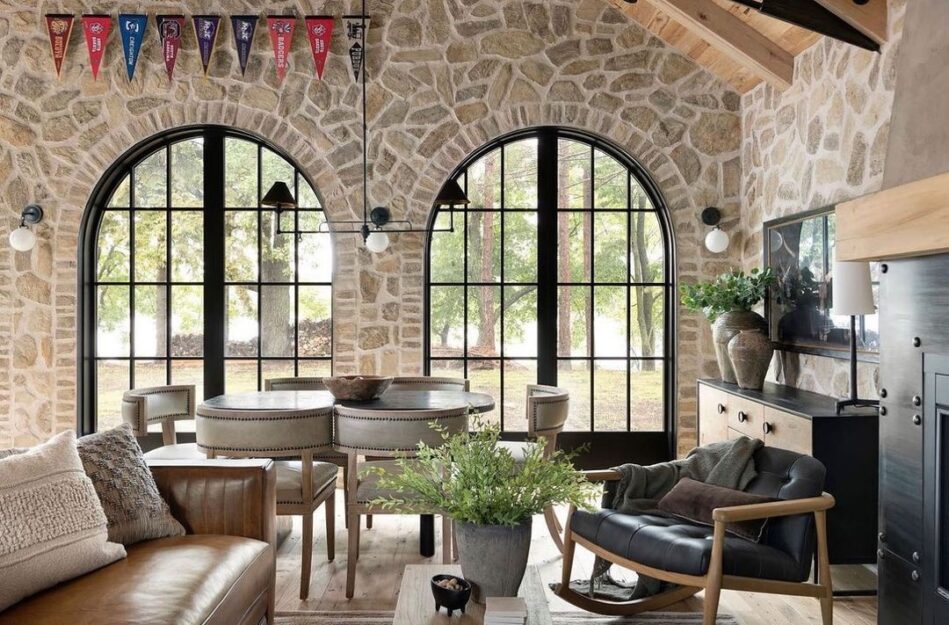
[571,509,803,582]
[658,478,776,542]
[276,460,338,505]
[0,535,273,625]
[143,443,206,461]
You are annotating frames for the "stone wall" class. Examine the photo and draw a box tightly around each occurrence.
[739,0,906,398]
[0,0,742,450]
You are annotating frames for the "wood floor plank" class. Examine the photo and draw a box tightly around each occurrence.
[276,492,877,625]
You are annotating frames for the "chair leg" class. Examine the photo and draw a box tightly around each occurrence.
[702,522,726,625]
[558,506,577,595]
[366,514,373,529]
[815,510,834,625]
[544,505,564,554]
[451,520,459,562]
[342,464,349,530]
[325,491,336,562]
[346,508,360,599]
[441,515,451,564]
[301,513,313,600]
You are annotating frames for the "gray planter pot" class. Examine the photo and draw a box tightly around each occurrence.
[711,310,768,384]
[728,329,774,390]
[455,519,532,603]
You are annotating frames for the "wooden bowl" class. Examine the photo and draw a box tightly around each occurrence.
[431,574,471,616]
[323,375,393,401]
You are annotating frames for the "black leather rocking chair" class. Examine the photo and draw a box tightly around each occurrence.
[557,446,836,625]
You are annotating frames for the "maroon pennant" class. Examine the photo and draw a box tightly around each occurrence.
[45,14,75,78]
[81,15,112,80]
[304,16,334,80]
[157,15,184,82]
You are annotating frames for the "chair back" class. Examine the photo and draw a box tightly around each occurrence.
[195,404,334,458]
[265,377,327,391]
[744,446,827,581]
[527,385,569,441]
[389,376,470,392]
[122,385,195,445]
[333,405,469,457]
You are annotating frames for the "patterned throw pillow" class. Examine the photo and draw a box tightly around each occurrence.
[0,430,126,611]
[75,424,186,545]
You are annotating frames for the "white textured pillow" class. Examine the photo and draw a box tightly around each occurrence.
[0,430,126,611]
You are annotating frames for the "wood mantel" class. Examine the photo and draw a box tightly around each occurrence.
[836,171,949,261]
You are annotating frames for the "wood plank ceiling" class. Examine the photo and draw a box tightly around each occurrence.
[609,0,822,93]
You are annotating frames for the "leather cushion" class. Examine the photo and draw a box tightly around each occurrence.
[658,478,776,542]
[276,460,338,505]
[571,509,803,582]
[143,443,206,461]
[0,535,272,625]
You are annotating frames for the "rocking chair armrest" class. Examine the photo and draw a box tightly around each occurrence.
[581,469,623,482]
[712,492,835,523]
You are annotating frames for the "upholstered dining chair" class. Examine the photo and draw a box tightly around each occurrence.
[557,446,835,625]
[389,376,470,391]
[334,404,469,599]
[196,402,338,600]
[494,385,570,553]
[121,385,205,460]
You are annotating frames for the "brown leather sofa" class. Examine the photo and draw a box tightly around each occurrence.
[0,459,277,625]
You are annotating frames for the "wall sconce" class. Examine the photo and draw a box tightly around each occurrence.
[9,204,44,252]
[702,206,729,254]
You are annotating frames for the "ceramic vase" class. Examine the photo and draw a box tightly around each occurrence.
[727,329,774,390]
[711,310,768,384]
[454,519,532,603]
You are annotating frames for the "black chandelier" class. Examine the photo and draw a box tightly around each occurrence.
[262,0,469,252]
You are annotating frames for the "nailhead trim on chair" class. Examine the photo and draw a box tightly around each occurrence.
[199,443,334,454]
[196,412,333,422]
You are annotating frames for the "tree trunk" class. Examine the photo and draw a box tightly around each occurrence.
[557,158,571,369]
[259,217,292,357]
[474,156,497,354]
[631,211,656,371]
[156,265,168,357]
[583,175,593,360]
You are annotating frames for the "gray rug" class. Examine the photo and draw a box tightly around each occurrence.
[274,611,739,624]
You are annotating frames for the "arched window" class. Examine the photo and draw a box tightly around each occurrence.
[80,126,332,432]
[426,128,674,455]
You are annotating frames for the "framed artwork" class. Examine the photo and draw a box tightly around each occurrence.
[763,206,879,362]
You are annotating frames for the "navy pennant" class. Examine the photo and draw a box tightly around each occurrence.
[231,15,258,76]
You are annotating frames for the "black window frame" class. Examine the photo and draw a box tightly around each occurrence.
[424,127,677,464]
[78,125,333,435]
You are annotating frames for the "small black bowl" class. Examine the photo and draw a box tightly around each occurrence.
[431,574,472,616]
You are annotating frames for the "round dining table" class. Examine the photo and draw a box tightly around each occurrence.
[196,389,496,557]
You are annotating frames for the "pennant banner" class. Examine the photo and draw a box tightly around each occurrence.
[45,14,75,78]
[343,15,369,81]
[118,14,147,81]
[304,16,334,80]
[192,15,221,75]
[267,16,295,82]
[231,15,258,76]
[157,15,184,82]
[81,15,111,80]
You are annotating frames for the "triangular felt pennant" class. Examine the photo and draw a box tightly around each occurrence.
[231,15,258,77]
[156,15,184,82]
[304,16,334,80]
[267,16,296,82]
[118,14,148,81]
[192,15,221,76]
[45,14,74,78]
[81,15,111,80]
[343,15,370,81]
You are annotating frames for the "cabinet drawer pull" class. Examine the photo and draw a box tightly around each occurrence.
[913,552,920,564]
[762,422,773,435]
[738,411,748,423]
[912,570,920,582]
[717,403,726,414]
[913,414,922,426]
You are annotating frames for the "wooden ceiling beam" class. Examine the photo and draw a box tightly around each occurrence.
[620,0,795,90]
[812,0,888,46]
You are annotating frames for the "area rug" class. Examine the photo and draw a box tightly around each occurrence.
[274,611,739,624]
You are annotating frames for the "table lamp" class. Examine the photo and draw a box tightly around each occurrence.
[832,261,879,414]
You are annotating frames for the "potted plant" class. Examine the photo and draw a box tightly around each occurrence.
[369,417,598,603]
[681,268,775,385]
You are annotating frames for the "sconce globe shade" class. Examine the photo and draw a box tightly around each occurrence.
[365,230,390,253]
[9,226,36,252]
[705,227,729,254]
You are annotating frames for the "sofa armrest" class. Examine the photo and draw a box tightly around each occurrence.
[581,469,622,482]
[148,459,276,550]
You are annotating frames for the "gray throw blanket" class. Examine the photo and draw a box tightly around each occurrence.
[568,437,763,602]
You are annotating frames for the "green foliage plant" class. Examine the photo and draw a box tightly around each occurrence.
[368,414,600,526]
[680,267,775,323]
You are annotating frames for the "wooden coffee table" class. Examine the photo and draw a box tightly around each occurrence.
[394,564,553,625]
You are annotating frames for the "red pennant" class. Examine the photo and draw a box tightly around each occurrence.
[157,15,184,82]
[45,14,75,78]
[304,16,333,80]
[267,16,296,82]
[81,15,112,80]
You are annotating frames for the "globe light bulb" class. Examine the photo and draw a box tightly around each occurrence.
[365,230,390,253]
[9,226,36,252]
[704,226,729,254]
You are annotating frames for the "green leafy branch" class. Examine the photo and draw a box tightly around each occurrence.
[680,267,775,322]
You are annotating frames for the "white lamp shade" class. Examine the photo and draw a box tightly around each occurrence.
[705,227,729,254]
[832,261,875,316]
[365,230,390,253]
[9,226,36,252]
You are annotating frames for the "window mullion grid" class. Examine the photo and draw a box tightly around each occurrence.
[626,170,632,432]
[165,144,173,385]
[588,144,595,433]
[462,173,469,404]
[256,143,263,390]
[128,167,137,392]
[499,146,505,432]
[293,171,300,378]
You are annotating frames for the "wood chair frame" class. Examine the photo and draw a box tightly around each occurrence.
[122,384,196,446]
[557,470,836,625]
